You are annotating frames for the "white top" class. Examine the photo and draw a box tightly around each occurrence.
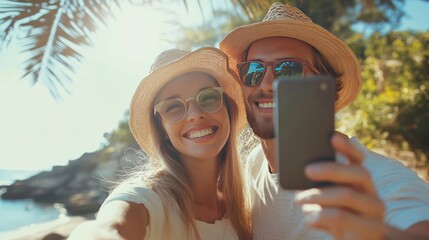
[100,183,238,240]
[246,137,429,240]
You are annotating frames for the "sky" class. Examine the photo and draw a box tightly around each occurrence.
[0,1,428,171]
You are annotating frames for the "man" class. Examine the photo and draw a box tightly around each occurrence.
[220,3,429,240]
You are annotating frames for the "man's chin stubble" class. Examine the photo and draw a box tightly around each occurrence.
[247,115,275,139]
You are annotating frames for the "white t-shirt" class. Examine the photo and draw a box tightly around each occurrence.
[100,183,238,240]
[246,137,429,240]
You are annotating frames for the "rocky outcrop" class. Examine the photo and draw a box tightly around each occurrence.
[1,144,141,215]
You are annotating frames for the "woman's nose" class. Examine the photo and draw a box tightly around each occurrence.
[185,100,205,121]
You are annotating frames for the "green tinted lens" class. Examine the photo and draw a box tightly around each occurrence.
[275,61,303,78]
[160,99,186,122]
[197,88,222,112]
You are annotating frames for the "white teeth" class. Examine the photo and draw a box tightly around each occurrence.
[258,102,275,108]
[188,128,214,139]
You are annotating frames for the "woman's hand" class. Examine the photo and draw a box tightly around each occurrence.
[295,132,386,240]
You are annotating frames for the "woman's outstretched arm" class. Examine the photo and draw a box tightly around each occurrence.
[68,200,148,240]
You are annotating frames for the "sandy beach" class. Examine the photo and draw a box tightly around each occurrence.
[0,214,95,240]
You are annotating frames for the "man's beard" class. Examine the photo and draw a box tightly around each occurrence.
[245,104,275,139]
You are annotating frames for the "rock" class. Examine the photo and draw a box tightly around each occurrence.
[0,144,133,215]
[42,233,66,240]
[64,190,107,215]
[1,181,35,199]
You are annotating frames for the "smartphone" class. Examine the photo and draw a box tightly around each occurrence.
[274,75,336,190]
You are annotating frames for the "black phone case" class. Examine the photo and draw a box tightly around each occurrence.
[274,75,336,190]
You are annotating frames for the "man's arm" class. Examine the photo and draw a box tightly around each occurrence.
[383,221,429,240]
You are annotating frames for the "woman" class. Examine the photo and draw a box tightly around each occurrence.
[69,47,252,239]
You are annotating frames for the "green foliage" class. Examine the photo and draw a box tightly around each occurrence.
[340,31,429,167]
[176,0,408,51]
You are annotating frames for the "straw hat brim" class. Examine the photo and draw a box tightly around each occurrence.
[220,20,361,111]
[130,47,246,157]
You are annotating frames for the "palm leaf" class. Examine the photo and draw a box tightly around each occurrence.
[0,0,42,50]
[0,0,124,98]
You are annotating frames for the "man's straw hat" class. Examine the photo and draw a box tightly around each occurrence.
[130,47,246,157]
[220,2,361,111]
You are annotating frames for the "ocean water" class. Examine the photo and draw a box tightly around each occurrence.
[0,169,64,232]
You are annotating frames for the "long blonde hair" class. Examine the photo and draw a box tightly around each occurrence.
[125,80,252,239]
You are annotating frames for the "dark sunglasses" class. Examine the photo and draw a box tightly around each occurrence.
[154,87,224,123]
[237,59,320,87]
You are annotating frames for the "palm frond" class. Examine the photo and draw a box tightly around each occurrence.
[0,0,44,50]
[0,0,124,99]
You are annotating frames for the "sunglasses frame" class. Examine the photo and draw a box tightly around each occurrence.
[154,87,224,123]
[237,58,320,87]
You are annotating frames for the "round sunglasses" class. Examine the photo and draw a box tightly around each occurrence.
[237,58,320,87]
[154,87,224,123]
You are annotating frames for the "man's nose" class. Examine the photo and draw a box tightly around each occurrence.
[259,66,275,93]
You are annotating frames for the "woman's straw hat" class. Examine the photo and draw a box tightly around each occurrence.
[130,47,246,157]
[220,2,361,111]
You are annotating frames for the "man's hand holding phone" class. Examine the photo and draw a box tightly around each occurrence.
[295,133,386,239]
